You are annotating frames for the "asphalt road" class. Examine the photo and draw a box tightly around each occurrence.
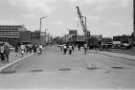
[0,46,135,89]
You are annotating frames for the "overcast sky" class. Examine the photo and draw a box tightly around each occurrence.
[0,0,133,37]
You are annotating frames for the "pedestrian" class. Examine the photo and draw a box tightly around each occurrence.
[84,43,88,54]
[68,44,73,55]
[78,44,81,51]
[29,45,33,53]
[37,44,43,55]
[4,43,10,62]
[60,45,63,52]
[15,44,19,56]
[33,44,37,54]
[63,44,67,54]
[0,43,5,62]
[20,44,25,56]
[72,45,74,52]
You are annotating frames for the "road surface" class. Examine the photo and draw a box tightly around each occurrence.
[0,46,135,89]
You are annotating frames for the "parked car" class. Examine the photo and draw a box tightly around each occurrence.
[121,43,132,49]
[112,41,121,49]
[101,42,112,49]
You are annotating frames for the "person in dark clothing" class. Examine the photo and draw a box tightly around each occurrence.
[72,45,74,52]
[78,44,81,51]
[4,43,10,62]
[15,44,19,56]
[68,45,73,55]
[0,43,5,62]
[84,43,88,54]
[33,45,37,53]
[63,44,67,54]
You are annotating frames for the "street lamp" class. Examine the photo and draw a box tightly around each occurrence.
[40,16,48,33]
[39,16,48,44]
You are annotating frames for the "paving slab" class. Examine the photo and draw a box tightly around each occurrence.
[98,51,135,60]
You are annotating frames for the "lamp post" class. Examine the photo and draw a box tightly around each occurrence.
[40,16,48,33]
[133,0,135,41]
[39,16,48,43]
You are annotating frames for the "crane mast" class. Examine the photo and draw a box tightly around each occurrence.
[76,6,88,42]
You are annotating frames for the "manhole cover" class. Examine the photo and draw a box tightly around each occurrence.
[86,64,98,70]
[58,68,71,71]
[31,69,43,72]
[112,66,123,69]
[0,70,16,74]
[86,66,98,70]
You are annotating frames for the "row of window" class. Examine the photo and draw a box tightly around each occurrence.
[0,26,21,29]
[0,32,19,34]
[0,28,19,30]
[0,35,19,38]
[0,30,19,32]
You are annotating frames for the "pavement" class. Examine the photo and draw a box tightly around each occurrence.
[0,47,135,89]
[0,52,33,72]
[96,50,135,61]
[0,47,134,71]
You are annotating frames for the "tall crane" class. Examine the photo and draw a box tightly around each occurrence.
[76,6,88,43]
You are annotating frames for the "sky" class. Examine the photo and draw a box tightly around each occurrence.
[0,0,133,37]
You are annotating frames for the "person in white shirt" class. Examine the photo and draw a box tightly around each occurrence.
[37,44,43,55]
[20,44,25,56]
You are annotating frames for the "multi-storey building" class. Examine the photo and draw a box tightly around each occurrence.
[0,25,28,46]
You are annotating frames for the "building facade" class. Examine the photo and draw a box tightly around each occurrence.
[0,25,28,46]
[113,35,132,44]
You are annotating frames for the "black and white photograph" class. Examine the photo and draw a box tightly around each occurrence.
[0,0,134,90]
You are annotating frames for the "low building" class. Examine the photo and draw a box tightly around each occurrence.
[102,37,113,44]
[113,35,132,44]
[68,29,78,43]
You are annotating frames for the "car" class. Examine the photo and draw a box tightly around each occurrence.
[121,43,132,49]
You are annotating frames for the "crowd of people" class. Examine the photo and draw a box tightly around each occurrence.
[0,41,89,63]
[58,43,88,55]
[15,44,44,56]
[0,43,44,63]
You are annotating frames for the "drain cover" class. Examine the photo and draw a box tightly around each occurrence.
[86,64,98,70]
[0,69,16,74]
[112,66,123,69]
[86,66,97,70]
[31,69,43,72]
[58,68,71,71]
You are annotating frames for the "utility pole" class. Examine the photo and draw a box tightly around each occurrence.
[133,0,135,41]
[132,0,135,43]
[45,29,47,45]
[133,0,135,33]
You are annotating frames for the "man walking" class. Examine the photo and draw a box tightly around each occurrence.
[68,44,73,55]
[37,44,43,55]
[63,44,67,55]
[84,43,88,54]
[4,43,10,62]
[20,44,25,56]
[0,43,5,62]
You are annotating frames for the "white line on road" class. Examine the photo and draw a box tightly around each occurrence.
[0,53,33,72]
